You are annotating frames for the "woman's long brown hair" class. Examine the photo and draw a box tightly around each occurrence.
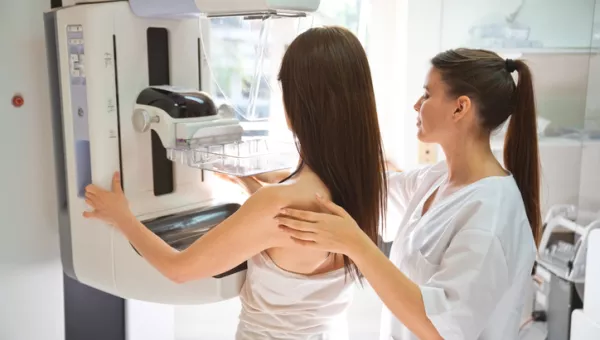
[278,26,388,280]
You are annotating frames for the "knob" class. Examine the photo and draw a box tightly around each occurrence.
[132,109,159,133]
[217,104,236,119]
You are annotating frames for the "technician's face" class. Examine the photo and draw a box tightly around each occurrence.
[413,67,457,144]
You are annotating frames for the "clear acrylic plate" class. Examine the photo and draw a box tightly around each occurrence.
[167,138,299,176]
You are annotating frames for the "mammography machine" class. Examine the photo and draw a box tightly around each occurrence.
[45,0,317,306]
[531,205,600,340]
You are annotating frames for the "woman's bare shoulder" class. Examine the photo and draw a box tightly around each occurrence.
[256,180,336,272]
[245,178,328,217]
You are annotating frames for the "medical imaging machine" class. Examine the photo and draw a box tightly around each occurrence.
[45,0,318,309]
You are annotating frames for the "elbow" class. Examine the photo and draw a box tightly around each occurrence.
[162,256,209,284]
[167,272,188,284]
[162,257,193,284]
[164,266,188,284]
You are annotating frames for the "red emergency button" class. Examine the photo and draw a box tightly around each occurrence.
[12,94,24,108]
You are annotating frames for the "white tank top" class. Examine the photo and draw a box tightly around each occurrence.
[236,252,355,340]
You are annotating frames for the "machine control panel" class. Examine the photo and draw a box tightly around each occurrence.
[66,24,91,197]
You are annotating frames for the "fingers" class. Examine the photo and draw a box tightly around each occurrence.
[276,217,316,232]
[315,194,349,218]
[112,172,123,193]
[82,210,97,219]
[84,173,123,194]
[85,198,95,208]
[85,184,101,194]
[278,226,316,241]
[279,208,320,223]
[214,173,231,181]
[290,237,317,247]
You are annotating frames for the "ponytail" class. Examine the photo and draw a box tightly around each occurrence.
[503,60,541,247]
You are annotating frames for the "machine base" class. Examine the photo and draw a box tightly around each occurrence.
[64,274,125,340]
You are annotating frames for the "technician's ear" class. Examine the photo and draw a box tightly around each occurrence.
[452,95,472,121]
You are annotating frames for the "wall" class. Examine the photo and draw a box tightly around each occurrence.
[579,1,600,213]
[441,0,597,49]
[0,1,65,340]
[403,0,600,167]
[441,0,598,130]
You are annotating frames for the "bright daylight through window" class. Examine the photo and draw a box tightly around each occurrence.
[203,0,371,140]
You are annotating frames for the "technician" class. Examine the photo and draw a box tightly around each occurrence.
[277,48,540,340]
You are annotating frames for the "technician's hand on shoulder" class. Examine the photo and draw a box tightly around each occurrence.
[83,171,135,228]
[277,194,369,256]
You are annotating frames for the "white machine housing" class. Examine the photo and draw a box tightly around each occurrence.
[537,205,600,283]
[570,229,600,340]
[45,0,316,304]
[63,0,321,19]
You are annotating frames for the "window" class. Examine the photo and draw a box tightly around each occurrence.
[204,0,371,139]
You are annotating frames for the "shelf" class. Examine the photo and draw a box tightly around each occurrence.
[167,137,299,176]
[492,47,600,55]
[490,136,584,150]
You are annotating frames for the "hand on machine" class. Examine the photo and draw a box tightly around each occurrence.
[83,172,134,229]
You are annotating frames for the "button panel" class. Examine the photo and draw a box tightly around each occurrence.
[67,25,85,82]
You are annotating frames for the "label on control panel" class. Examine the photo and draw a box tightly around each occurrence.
[66,25,92,198]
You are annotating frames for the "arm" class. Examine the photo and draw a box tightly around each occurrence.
[381,167,427,242]
[214,173,264,195]
[84,173,288,283]
[248,158,395,184]
[126,188,285,283]
[385,160,402,172]
[252,169,294,184]
[278,197,511,340]
[215,170,292,195]
[176,186,289,282]
[351,229,509,340]
[351,235,443,339]
[240,176,264,194]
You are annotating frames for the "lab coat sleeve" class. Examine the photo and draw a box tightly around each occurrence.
[386,162,444,212]
[382,168,428,241]
[419,229,510,340]
[386,169,421,210]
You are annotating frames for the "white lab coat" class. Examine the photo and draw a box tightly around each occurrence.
[379,161,536,340]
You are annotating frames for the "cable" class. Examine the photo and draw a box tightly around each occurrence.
[519,317,533,331]
[519,310,547,333]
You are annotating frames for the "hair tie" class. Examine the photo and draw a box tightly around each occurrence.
[505,59,517,73]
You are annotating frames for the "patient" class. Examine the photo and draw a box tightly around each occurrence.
[83,26,387,339]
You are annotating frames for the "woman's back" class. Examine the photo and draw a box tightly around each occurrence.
[237,253,353,340]
[236,170,354,339]
[267,170,344,275]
